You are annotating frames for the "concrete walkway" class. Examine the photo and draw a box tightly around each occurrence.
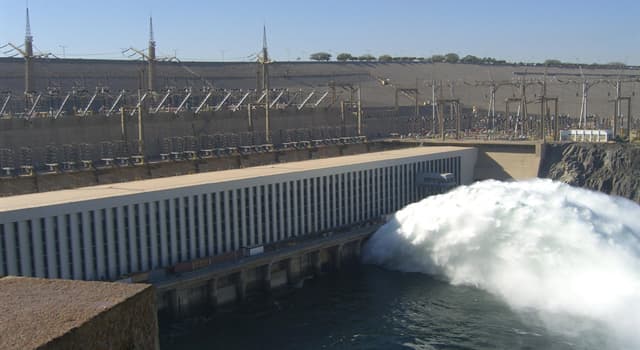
[154,224,381,292]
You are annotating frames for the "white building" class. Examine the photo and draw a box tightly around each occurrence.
[0,147,477,281]
[560,129,612,143]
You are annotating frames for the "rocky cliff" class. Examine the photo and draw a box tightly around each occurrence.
[539,143,640,202]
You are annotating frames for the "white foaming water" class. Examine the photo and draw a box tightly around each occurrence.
[363,179,640,347]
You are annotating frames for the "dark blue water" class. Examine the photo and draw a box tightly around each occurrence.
[160,265,611,350]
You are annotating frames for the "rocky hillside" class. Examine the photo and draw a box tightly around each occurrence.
[539,143,640,202]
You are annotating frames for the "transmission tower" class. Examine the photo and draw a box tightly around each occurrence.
[0,6,47,102]
[122,16,157,92]
[465,72,513,132]
[608,78,637,139]
[257,25,272,143]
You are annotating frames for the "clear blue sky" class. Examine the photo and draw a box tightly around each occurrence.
[1,0,638,64]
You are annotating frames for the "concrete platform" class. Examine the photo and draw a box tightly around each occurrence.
[0,277,159,350]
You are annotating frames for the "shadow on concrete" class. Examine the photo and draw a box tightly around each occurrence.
[473,151,514,181]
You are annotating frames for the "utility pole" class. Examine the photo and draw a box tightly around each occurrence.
[533,74,559,142]
[610,79,633,140]
[431,81,436,135]
[505,75,544,138]
[120,107,127,143]
[579,80,588,128]
[247,103,253,132]
[465,75,514,134]
[394,86,419,129]
[489,84,496,129]
[137,70,144,156]
[357,86,362,136]
[539,76,547,141]
[519,76,528,136]
[537,90,559,142]
[340,100,345,136]
[438,81,445,140]
[426,80,460,140]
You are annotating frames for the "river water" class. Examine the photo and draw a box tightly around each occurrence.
[161,265,611,349]
[161,180,640,349]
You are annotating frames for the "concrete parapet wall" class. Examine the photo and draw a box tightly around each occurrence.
[35,171,98,192]
[0,141,409,197]
[0,176,37,195]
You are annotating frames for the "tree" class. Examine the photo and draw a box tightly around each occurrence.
[444,53,460,63]
[358,54,376,61]
[336,53,353,61]
[378,54,393,62]
[310,52,332,61]
[431,54,445,63]
[543,59,562,66]
[461,55,481,64]
[481,57,497,64]
[607,62,626,68]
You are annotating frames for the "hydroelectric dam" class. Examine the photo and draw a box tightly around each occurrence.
[0,145,497,318]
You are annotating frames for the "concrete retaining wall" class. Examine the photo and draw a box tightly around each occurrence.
[388,140,543,181]
[44,285,159,350]
[472,143,542,181]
